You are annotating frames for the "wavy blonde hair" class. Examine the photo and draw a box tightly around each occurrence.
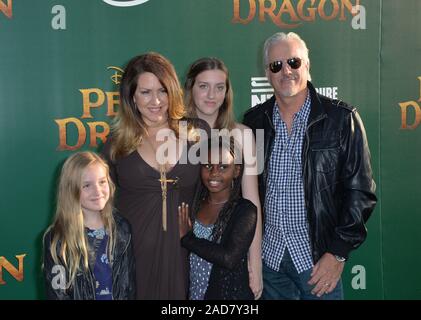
[44,151,116,288]
[184,57,235,130]
[110,52,185,160]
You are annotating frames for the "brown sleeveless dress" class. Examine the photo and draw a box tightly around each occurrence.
[103,142,201,299]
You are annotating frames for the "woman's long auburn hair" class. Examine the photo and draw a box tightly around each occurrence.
[184,57,235,130]
[110,52,185,161]
[43,151,116,288]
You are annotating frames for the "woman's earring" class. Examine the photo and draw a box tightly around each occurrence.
[231,180,234,189]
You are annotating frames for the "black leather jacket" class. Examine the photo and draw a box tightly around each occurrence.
[43,213,136,300]
[243,81,377,262]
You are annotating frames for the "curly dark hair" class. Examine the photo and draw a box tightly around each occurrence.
[190,136,244,242]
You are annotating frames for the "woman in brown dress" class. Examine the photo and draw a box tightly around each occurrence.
[102,52,208,299]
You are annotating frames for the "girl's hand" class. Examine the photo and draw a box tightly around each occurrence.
[178,202,192,238]
[248,258,263,300]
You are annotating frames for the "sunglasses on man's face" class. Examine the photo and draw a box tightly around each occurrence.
[268,57,302,73]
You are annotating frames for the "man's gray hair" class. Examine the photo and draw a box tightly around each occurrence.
[263,32,311,80]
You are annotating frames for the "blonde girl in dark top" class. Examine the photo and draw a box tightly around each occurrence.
[43,151,135,300]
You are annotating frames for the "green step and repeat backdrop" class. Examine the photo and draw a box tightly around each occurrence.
[0,0,419,299]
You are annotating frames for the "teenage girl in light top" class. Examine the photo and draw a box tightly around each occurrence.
[184,57,262,298]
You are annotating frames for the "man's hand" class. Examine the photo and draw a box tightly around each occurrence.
[308,253,344,297]
[178,202,192,239]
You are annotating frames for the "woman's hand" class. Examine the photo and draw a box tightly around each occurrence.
[178,202,192,239]
[248,257,263,299]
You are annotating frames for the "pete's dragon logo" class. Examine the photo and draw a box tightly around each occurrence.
[54,66,121,151]
[102,0,150,7]
[233,0,363,29]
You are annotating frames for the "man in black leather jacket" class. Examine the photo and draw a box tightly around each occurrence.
[243,32,377,300]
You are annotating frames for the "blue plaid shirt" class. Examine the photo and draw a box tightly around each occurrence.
[263,92,314,273]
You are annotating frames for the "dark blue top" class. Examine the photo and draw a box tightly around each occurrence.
[86,227,113,300]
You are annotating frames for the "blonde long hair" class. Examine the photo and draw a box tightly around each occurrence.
[110,52,185,161]
[184,57,235,130]
[44,152,116,288]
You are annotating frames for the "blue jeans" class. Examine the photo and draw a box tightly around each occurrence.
[262,249,344,300]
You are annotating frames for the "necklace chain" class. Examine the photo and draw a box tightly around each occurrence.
[207,198,228,205]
